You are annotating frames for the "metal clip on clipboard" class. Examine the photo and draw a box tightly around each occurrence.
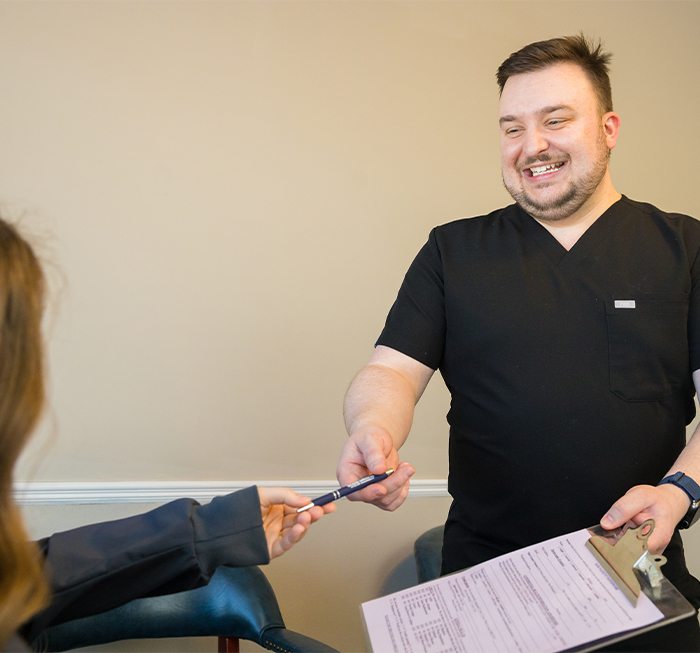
[586,519,666,606]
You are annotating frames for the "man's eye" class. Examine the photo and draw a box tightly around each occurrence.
[505,127,522,136]
[547,118,566,127]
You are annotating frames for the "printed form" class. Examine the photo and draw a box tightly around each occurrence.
[362,529,663,653]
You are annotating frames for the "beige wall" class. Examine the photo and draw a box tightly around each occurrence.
[5,0,699,483]
[5,1,700,652]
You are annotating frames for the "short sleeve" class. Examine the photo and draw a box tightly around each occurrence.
[376,228,445,369]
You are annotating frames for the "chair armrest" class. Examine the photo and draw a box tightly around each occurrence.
[41,565,338,652]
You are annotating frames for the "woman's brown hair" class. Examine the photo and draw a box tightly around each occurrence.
[0,218,49,646]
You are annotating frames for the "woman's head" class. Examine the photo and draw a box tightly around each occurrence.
[0,218,48,645]
[0,219,46,469]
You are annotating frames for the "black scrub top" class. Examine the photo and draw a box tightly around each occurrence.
[377,196,700,585]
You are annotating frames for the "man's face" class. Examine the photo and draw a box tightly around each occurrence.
[498,62,618,222]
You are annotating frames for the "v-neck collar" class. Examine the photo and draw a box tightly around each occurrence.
[513,197,625,268]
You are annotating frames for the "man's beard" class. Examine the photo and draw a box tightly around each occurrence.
[503,137,611,223]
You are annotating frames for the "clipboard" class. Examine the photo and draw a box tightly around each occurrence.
[361,523,696,653]
[566,519,695,652]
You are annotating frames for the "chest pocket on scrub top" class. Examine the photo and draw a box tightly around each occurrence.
[605,297,688,401]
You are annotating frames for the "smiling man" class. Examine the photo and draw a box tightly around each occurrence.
[336,35,700,650]
[498,61,620,235]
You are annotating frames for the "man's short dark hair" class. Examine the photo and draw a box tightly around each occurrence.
[496,34,613,113]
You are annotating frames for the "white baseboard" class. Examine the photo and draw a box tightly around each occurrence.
[14,479,449,505]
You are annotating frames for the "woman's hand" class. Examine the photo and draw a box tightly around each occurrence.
[258,487,335,559]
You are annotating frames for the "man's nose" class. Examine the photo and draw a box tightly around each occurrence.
[522,128,549,158]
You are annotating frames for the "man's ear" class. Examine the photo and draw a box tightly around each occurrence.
[602,111,621,150]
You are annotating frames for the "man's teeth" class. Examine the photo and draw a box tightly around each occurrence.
[530,163,563,177]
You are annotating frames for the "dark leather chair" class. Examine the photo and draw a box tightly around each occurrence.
[413,524,444,584]
[41,565,340,653]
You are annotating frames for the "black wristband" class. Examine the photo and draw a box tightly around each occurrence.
[658,471,700,529]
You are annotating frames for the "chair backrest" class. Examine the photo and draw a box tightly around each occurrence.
[413,525,444,584]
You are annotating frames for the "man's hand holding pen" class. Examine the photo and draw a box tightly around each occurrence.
[336,427,415,511]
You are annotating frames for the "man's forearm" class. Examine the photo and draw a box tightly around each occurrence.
[665,372,700,491]
[343,363,419,449]
[667,420,700,476]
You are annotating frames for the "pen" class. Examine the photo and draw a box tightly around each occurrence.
[296,468,395,512]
